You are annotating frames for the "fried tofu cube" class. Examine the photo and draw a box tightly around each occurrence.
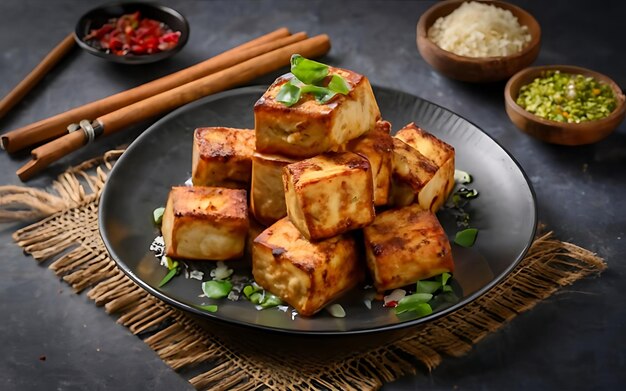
[347,120,393,206]
[161,186,248,260]
[252,217,362,316]
[395,123,455,212]
[254,68,381,158]
[390,138,438,207]
[250,152,297,226]
[283,152,375,241]
[192,127,255,188]
[363,204,454,292]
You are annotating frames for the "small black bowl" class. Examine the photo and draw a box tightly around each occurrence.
[75,1,189,64]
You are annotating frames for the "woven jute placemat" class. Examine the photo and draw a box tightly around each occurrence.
[1,151,607,390]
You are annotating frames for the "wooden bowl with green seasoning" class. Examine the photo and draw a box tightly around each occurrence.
[505,65,626,145]
[416,0,541,82]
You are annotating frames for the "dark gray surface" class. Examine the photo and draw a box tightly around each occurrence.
[0,1,624,390]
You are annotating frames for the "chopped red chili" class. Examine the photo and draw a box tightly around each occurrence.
[84,11,180,56]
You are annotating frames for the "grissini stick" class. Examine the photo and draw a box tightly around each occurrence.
[16,34,331,181]
[0,33,75,120]
[2,27,298,153]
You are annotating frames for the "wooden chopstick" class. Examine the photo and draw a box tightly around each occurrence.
[16,34,332,181]
[2,28,296,153]
[0,33,75,120]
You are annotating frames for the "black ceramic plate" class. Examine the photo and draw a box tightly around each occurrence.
[99,86,536,336]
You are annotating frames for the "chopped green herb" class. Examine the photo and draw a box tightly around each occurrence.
[454,170,472,184]
[153,207,165,225]
[249,292,263,304]
[243,284,259,299]
[326,304,346,318]
[210,261,233,281]
[437,272,452,286]
[290,54,328,84]
[158,268,177,287]
[196,304,218,313]
[276,80,301,107]
[456,187,479,199]
[276,54,350,107]
[301,84,337,103]
[395,293,433,314]
[201,280,233,299]
[415,280,441,294]
[162,256,178,270]
[516,70,617,123]
[394,272,457,316]
[259,293,283,308]
[454,228,478,247]
[328,74,350,94]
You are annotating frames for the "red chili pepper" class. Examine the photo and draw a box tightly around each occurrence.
[83,11,180,56]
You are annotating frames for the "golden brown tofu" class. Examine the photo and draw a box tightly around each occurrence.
[161,186,248,261]
[363,204,454,292]
[283,152,375,241]
[395,123,455,212]
[389,138,438,207]
[252,217,362,316]
[250,152,297,226]
[254,68,381,158]
[346,120,393,206]
[191,127,255,188]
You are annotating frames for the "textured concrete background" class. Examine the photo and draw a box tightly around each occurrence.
[0,1,624,389]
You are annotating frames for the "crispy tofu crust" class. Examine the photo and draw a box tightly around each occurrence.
[250,152,297,226]
[363,204,454,292]
[395,123,454,167]
[254,67,381,158]
[161,186,249,260]
[393,123,455,212]
[283,152,375,241]
[390,138,438,206]
[191,127,255,188]
[347,120,393,206]
[252,217,362,316]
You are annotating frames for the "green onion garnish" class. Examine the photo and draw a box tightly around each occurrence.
[201,280,233,299]
[454,228,478,247]
[326,304,346,318]
[454,170,472,184]
[275,80,301,107]
[290,54,329,84]
[276,54,350,107]
[415,280,442,294]
[196,304,218,313]
[153,207,165,225]
[328,74,350,94]
[158,268,177,287]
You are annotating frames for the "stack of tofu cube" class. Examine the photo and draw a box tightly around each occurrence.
[161,65,456,316]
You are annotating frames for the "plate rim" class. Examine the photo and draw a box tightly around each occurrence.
[99,85,537,336]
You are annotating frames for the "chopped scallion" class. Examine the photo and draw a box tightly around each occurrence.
[326,304,346,318]
[454,228,478,247]
[290,54,329,84]
[276,81,301,107]
[158,268,177,287]
[454,170,472,184]
[196,304,218,313]
[153,207,165,225]
[201,280,233,299]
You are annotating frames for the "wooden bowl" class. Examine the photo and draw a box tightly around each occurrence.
[417,0,541,82]
[505,65,626,145]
